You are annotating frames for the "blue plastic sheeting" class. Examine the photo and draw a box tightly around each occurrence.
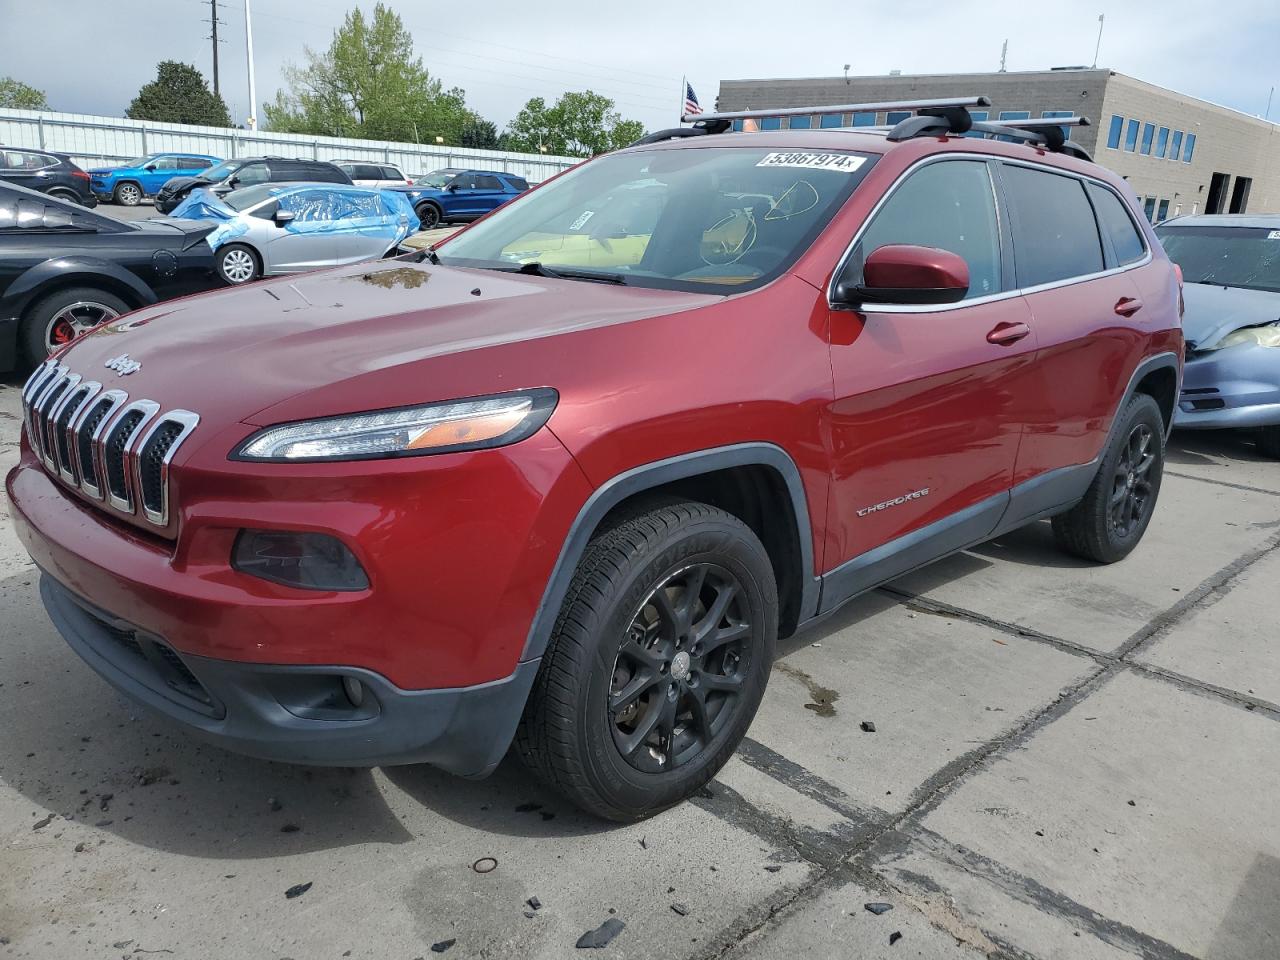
[169,184,419,253]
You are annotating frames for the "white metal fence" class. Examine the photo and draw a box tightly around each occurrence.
[0,108,577,183]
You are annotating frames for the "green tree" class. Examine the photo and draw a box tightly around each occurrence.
[457,116,499,149]
[0,76,51,110]
[265,3,474,143]
[504,91,645,157]
[126,61,231,126]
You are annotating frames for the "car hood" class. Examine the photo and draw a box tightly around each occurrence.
[1182,282,1280,349]
[159,175,208,194]
[87,167,127,177]
[57,259,716,428]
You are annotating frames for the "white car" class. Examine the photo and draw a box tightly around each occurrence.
[332,160,412,188]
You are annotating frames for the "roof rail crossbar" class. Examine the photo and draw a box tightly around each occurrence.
[627,117,732,148]
[886,110,1093,161]
[679,96,990,125]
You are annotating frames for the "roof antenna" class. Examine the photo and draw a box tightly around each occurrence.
[999,39,1008,73]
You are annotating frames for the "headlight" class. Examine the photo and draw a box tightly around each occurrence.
[233,389,557,462]
[1204,325,1280,351]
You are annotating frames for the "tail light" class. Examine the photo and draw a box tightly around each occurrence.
[1173,264,1183,287]
[72,170,90,181]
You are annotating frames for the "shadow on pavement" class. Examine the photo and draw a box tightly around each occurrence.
[1167,429,1270,465]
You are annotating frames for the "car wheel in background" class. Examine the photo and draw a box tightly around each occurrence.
[1052,392,1166,563]
[113,182,143,206]
[1256,425,1280,459]
[416,202,441,229]
[45,188,80,205]
[516,500,778,821]
[216,244,261,285]
[21,287,129,368]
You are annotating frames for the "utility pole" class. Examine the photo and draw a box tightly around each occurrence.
[1267,86,1275,122]
[1092,13,1105,69]
[206,0,227,97]
[245,0,258,131]
[999,40,1008,73]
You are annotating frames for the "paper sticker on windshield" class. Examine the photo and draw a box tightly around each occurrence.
[569,210,595,231]
[756,152,866,173]
[1268,230,1280,240]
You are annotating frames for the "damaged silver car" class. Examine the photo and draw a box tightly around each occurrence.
[1156,215,1280,457]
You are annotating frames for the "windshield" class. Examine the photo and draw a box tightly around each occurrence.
[438,147,876,293]
[201,159,240,182]
[415,168,461,188]
[225,185,279,212]
[1156,225,1280,294]
[116,156,157,169]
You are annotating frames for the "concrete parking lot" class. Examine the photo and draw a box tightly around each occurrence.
[2,365,1277,959]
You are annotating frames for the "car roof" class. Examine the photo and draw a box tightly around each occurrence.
[1158,214,1280,229]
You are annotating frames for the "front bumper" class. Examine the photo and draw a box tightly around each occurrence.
[90,179,113,198]
[1174,344,1280,430]
[41,574,538,774]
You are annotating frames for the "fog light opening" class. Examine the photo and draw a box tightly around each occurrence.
[342,676,365,708]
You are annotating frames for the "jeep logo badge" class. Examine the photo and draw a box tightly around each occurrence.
[104,354,141,377]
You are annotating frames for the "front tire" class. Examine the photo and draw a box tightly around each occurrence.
[416,202,441,229]
[216,244,261,285]
[21,287,129,367]
[1052,393,1165,563]
[1256,425,1280,459]
[516,501,778,821]
[113,181,142,206]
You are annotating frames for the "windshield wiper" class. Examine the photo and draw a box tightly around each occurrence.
[512,261,626,284]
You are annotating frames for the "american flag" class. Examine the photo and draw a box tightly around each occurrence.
[684,82,703,117]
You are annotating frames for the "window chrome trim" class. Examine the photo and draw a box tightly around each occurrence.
[103,399,160,515]
[132,411,200,527]
[826,152,1153,316]
[79,389,129,500]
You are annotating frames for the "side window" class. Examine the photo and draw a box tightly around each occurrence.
[507,176,530,192]
[153,156,181,170]
[331,192,381,220]
[381,166,404,180]
[849,160,1002,300]
[185,158,213,170]
[5,150,56,170]
[354,164,383,180]
[476,175,503,190]
[1002,165,1104,286]
[278,189,334,222]
[236,163,270,186]
[448,174,478,190]
[1088,184,1146,266]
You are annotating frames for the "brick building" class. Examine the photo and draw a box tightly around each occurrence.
[715,68,1280,220]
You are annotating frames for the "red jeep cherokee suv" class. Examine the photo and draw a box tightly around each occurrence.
[8,99,1182,820]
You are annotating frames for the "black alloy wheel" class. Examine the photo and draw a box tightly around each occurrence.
[1109,422,1156,538]
[609,562,753,773]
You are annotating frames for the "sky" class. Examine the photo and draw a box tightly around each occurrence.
[2,0,1278,134]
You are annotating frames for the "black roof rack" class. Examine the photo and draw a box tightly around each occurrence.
[627,96,1093,162]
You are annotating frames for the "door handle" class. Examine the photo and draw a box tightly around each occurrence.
[1114,297,1144,317]
[986,321,1031,346]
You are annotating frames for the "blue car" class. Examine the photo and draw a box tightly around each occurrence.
[393,169,529,229]
[88,153,221,207]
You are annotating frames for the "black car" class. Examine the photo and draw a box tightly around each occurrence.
[0,182,218,371]
[0,146,96,207]
[154,157,353,214]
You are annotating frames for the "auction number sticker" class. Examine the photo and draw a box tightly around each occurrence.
[756,152,866,173]
[1268,230,1280,240]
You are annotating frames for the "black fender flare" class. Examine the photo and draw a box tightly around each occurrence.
[1110,351,1181,446]
[519,442,820,663]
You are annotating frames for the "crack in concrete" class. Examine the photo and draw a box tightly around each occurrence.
[1164,469,1280,498]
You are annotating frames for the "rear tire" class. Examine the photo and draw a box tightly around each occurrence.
[216,244,261,285]
[1052,393,1165,563]
[21,287,129,368]
[1256,425,1280,459]
[516,501,777,821]
[113,181,142,206]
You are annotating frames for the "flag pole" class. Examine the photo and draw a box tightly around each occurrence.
[680,75,686,124]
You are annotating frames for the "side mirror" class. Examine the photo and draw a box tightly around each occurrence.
[274,209,296,225]
[445,183,460,192]
[834,244,970,307]
[144,163,157,171]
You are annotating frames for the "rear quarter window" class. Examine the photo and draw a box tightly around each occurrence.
[506,177,530,191]
[1088,184,1147,266]
[1002,164,1104,287]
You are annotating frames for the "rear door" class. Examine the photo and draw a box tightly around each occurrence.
[472,174,509,212]
[999,163,1149,489]
[822,157,1037,598]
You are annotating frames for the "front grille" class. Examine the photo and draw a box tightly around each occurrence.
[19,360,199,532]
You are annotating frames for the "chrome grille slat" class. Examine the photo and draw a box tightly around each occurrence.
[20,363,197,533]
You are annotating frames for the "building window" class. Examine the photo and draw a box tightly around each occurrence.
[788,115,812,129]
[1155,127,1169,158]
[852,112,876,127]
[1183,133,1196,162]
[885,111,912,125]
[1106,115,1124,149]
[819,114,844,128]
[1143,197,1157,222]
[1140,123,1155,155]
[999,110,1031,121]
[966,111,989,138]
[1170,130,1183,160]
[760,117,781,130]
[1156,198,1170,222]
[732,119,743,131]
[1125,119,1139,151]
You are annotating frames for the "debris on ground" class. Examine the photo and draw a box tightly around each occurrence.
[1035,830,1045,837]
[764,865,782,873]
[860,721,877,733]
[430,938,456,953]
[639,836,647,849]
[889,931,903,945]
[526,896,542,911]
[515,802,542,813]
[864,902,893,915]
[100,793,114,812]
[472,857,497,874]
[1128,800,1136,806]
[111,940,132,949]
[74,842,86,853]
[671,903,689,916]
[134,767,170,787]
[523,911,536,919]
[281,824,300,833]
[284,882,312,899]
[32,814,53,831]
[575,918,625,949]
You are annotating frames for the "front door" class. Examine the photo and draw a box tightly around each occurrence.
[262,189,335,273]
[822,157,1038,605]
